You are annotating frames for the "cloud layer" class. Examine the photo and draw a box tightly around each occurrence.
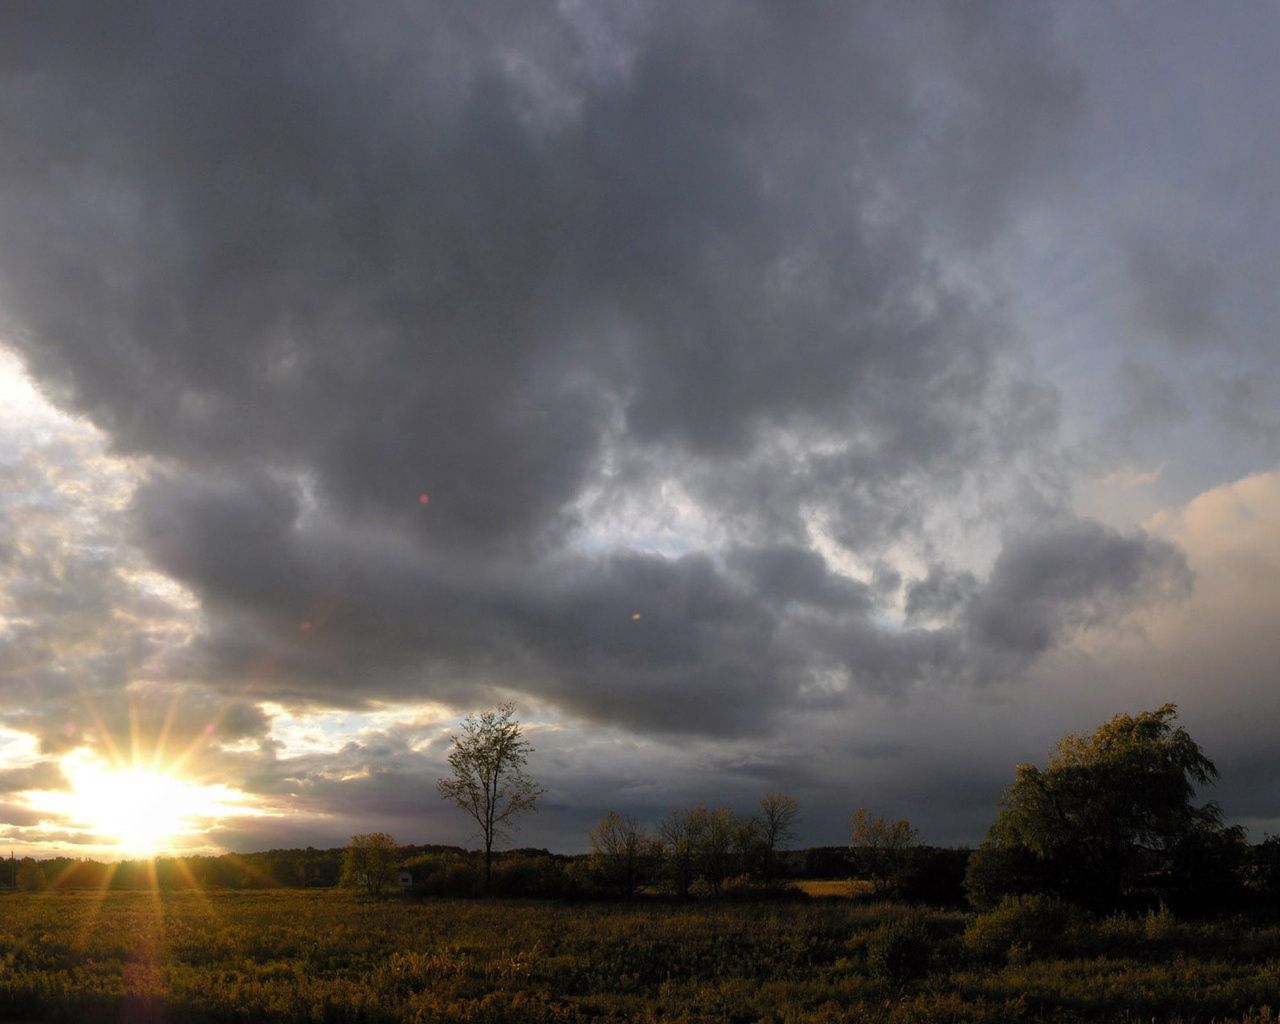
[0,2,1274,852]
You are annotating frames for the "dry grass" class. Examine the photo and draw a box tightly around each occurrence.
[795,878,873,897]
[0,889,1275,1022]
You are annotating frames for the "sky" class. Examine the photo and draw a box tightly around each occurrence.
[0,0,1278,858]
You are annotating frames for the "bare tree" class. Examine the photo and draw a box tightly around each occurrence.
[437,702,544,892]
[756,793,800,885]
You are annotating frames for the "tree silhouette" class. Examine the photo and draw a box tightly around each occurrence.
[966,704,1245,911]
[437,703,544,893]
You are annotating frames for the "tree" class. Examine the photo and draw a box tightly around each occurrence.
[437,702,544,893]
[657,805,750,896]
[965,704,1245,912]
[754,793,800,885]
[692,806,741,894]
[15,858,46,892]
[850,808,919,898]
[341,833,400,897]
[588,811,656,898]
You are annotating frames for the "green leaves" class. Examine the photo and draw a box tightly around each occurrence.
[967,705,1242,912]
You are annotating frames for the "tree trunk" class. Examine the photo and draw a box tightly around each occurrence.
[484,840,493,895]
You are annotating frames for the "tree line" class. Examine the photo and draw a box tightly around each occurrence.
[420,699,1280,914]
[9,702,1280,917]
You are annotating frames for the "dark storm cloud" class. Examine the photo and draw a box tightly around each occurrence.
[729,546,872,612]
[904,566,978,625]
[0,0,1163,761]
[967,519,1191,657]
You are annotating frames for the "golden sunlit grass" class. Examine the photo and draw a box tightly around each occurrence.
[0,891,1277,1024]
[796,878,874,897]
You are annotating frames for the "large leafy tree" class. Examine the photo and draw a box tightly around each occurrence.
[437,702,544,893]
[966,704,1245,912]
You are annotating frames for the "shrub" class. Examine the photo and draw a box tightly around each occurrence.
[962,894,1081,963]
[895,847,971,906]
[866,918,933,984]
[490,854,568,897]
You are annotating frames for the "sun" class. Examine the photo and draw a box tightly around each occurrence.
[68,764,194,855]
[41,751,250,856]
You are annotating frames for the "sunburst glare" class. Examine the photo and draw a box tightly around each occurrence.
[32,751,258,857]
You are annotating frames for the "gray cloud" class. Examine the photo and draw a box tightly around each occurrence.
[7,1,1257,850]
[967,519,1192,658]
[0,2,1091,723]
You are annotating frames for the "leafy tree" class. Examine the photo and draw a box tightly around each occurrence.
[588,811,656,898]
[965,704,1245,912]
[1246,835,1280,905]
[754,793,800,885]
[850,808,919,898]
[437,702,544,892]
[15,859,46,892]
[341,833,400,897]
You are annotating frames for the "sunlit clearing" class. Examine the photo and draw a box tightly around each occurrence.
[36,752,258,856]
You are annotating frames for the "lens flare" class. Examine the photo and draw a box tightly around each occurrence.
[35,751,256,856]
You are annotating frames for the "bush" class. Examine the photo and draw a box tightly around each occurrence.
[402,852,482,897]
[962,894,1081,963]
[964,841,1046,910]
[895,847,971,906]
[490,854,568,897]
[866,918,933,984]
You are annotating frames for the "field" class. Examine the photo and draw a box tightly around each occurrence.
[1,890,1279,1023]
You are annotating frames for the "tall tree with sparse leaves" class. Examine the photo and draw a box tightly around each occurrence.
[437,702,544,893]
[756,793,800,886]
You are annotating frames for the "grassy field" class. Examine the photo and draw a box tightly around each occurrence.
[0,889,1278,1022]
[795,879,873,898]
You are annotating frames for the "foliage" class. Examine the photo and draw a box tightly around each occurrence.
[692,806,741,894]
[1246,834,1280,905]
[341,832,401,897]
[894,846,971,906]
[656,807,699,898]
[865,917,934,984]
[437,702,544,892]
[657,805,746,896]
[966,704,1245,913]
[850,807,919,897]
[588,811,657,898]
[14,859,46,891]
[962,894,1083,963]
